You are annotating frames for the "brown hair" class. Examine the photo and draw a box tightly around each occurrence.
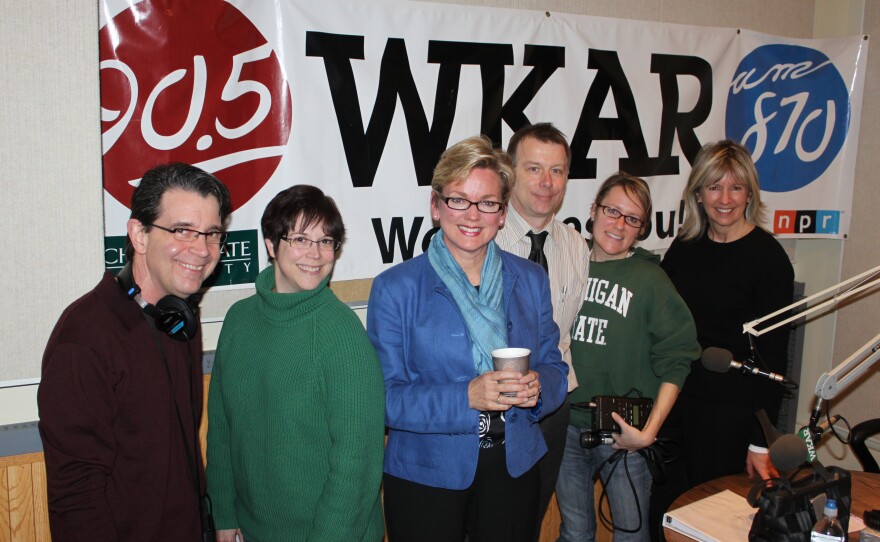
[507,122,571,169]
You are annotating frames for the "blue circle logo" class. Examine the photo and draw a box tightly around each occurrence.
[726,44,849,192]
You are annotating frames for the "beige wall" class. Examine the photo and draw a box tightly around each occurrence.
[822,1,880,468]
[1,3,103,385]
[2,1,877,470]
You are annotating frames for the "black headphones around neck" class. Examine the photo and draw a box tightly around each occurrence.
[116,264,199,341]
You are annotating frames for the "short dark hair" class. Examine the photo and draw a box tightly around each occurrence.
[126,163,232,260]
[507,122,572,168]
[261,185,345,263]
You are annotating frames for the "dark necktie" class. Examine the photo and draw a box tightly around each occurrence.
[526,231,549,273]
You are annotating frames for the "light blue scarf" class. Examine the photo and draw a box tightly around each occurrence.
[428,230,507,374]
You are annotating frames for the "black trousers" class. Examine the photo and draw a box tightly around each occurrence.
[648,400,689,542]
[383,444,540,542]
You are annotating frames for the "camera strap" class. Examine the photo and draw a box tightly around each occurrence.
[595,450,645,534]
[593,439,678,534]
[638,437,683,484]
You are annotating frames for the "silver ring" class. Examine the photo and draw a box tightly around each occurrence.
[496,393,502,404]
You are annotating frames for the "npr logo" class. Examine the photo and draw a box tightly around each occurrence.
[774,210,840,234]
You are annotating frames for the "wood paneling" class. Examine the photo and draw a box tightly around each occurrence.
[0,453,49,542]
[7,463,35,541]
[1,468,10,541]
[31,466,49,542]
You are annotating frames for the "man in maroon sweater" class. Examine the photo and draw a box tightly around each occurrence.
[38,163,230,541]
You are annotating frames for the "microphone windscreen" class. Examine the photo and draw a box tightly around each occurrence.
[701,347,734,373]
[769,434,808,471]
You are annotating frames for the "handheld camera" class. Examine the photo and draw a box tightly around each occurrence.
[578,395,653,448]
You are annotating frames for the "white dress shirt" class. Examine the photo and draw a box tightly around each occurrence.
[496,205,590,391]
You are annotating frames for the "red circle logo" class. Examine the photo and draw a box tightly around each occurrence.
[100,1,291,212]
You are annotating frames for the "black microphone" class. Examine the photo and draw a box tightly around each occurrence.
[769,434,809,471]
[701,347,788,383]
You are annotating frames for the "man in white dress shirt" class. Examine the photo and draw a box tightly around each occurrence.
[496,123,590,536]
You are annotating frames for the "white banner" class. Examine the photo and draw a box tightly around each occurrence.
[99,0,868,285]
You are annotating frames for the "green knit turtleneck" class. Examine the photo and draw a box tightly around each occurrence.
[207,266,386,541]
[253,265,334,324]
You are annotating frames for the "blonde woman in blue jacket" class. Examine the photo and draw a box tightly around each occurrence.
[367,135,569,542]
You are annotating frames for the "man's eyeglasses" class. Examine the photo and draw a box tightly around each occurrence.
[280,235,341,252]
[435,191,504,214]
[596,204,645,228]
[149,224,228,244]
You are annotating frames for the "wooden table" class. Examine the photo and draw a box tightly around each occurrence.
[664,470,880,541]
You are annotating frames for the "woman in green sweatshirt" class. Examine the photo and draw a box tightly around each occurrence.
[557,172,700,542]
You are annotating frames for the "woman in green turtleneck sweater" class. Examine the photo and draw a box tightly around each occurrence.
[206,185,385,542]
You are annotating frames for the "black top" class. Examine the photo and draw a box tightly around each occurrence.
[662,227,794,443]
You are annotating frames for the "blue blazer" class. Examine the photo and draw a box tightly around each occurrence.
[367,249,568,490]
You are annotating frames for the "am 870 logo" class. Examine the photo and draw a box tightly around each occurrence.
[99,1,291,213]
[726,43,850,193]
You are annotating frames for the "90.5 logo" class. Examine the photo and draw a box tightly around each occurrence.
[726,44,849,192]
[99,1,291,212]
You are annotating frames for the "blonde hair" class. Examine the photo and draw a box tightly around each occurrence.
[678,140,766,241]
[431,135,514,204]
